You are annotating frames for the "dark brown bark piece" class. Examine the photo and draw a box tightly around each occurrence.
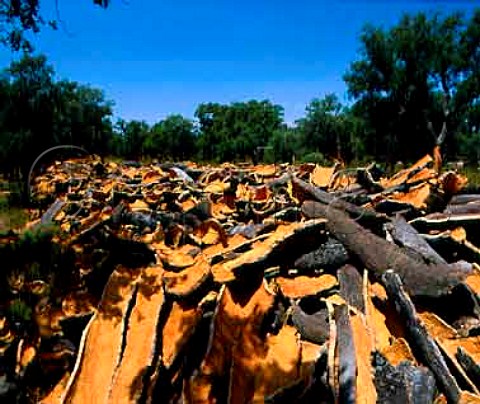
[211,220,326,283]
[386,215,446,265]
[292,176,387,231]
[373,199,417,217]
[381,270,461,403]
[294,237,349,273]
[449,195,480,205]
[409,213,480,246]
[456,347,480,391]
[290,302,330,345]
[422,231,480,265]
[338,264,365,313]
[302,201,470,298]
[445,201,480,215]
[334,304,356,404]
[373,352,436,404]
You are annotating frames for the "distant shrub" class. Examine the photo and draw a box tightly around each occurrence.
[298,152,328,165]
[0,222,76,295]
[8,299,32,322]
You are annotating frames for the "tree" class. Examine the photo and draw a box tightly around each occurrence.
[296,94,342,158]
[294,94,367,163]
[265,126,297,163]
[344,10,480,162]
[145,115,196,161]
[53,80,114,155]
[1,54,56,182]
[0,53,114,198]
[0,1,109,52]
[195,100,284,162]
[118,120,150,160]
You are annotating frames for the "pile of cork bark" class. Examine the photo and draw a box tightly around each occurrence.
[3,154,480,403]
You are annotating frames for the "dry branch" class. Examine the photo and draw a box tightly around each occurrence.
[382,270,461,402]
[302,200,470,297]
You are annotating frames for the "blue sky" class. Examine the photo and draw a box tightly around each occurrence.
[0,0,477,124]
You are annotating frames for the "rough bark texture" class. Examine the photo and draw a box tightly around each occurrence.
[335,304,356,404]
[386,215,447,265]
[294,237,349,273]
[338,264,365,313]
[302,200,469,298]
[382,270,461,402]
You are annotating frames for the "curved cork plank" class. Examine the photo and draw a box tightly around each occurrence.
[107,265,165,404]
[380,154,433,189]
[350,312,377,403]
[186,278,277,402]
[59,314,97,404]
[252,325,303,400]
[211,220,326,283]
[163,255,211,298]
[386,182,432,209]
[64,266,141,404]
[161,300,202,369]
[310,165,336,188]
[41,371,71,404]
[276,274,338,299]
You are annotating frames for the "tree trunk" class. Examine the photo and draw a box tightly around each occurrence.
[301,200,470,298]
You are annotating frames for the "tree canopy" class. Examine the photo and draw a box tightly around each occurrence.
[0,0,108,51]
[0,53,113,183]
[195,100,284,162]
[344,10,480,162]
[1,9,480,202]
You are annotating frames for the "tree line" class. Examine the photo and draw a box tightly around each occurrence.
[0,9,479,189]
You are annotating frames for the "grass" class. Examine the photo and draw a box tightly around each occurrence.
[460,166,480,189]
[0,181,29,232]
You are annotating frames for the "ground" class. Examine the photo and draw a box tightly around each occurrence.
[0,181,28,232]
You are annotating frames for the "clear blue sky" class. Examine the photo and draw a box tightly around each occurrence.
[0,0,477,124]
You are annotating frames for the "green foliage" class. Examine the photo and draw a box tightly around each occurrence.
[195,100,284,162]
[19,222,58,249]
[8,299,32,322]
[0,221,77,312]
[0,182,28,232]
[113,119,150,160]
[344,9,480,162]
[458,132,480,163]
[293,94,369,163]
[0,223,59,277]
[461,166,480,190]
[53,80,114,153]
[0,1,108,52]
[264,127,296,163]
[144,115,196,161]
[298,152,328,165]
[1,9,480,175]
[0,53,114,197]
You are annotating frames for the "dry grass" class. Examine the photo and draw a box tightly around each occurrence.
[0,181,29,232]
[462,166,480,190]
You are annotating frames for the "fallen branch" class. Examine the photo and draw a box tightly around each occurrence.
[338,265,365,313]
[381,270,461,403]
[385,214,447,265]
[335,304,356,404]
[456,347,480,391]
[291,176,386,230]
[302,201,469,298]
